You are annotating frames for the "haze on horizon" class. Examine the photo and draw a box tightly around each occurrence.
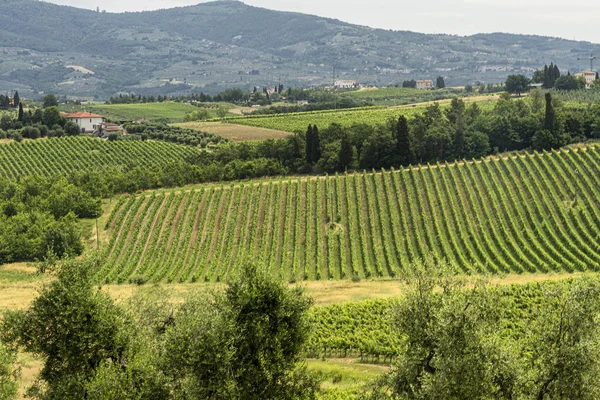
[43,0,599,44]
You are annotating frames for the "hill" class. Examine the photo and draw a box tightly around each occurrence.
[0,0,599,99]
[98,145,600,284]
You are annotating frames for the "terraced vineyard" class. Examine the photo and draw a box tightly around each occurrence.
[0,136,199,179]
[100,146,600,283]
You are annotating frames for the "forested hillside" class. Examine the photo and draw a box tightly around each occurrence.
[0,0,598,98]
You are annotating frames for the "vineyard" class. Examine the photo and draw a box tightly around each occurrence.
[306,281,555,359]
[100,145,600,284]
[0,136,199,180]
[221,106,425,132]
[222,100,497,132]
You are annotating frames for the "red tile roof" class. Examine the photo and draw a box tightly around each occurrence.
[62,112,103,119]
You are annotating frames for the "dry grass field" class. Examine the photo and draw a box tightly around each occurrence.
[173,121,290,141]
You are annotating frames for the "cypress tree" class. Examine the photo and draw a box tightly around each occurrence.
[544,93,555,132]
[396,115,411,165]
[339,132,353,171]
[13,91,19,109]
[553,64,560,86]
[311,125,321,163]
[18,102,23,122]
[543,65,550,88]
[305,125,313,164]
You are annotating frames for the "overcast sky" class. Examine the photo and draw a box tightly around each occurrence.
[45,0,599,43]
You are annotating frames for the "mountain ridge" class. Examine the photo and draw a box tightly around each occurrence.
[0,0,598,99]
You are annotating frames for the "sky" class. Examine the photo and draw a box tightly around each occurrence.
[44,0,599,43]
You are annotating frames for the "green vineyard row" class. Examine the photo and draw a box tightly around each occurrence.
[100,145,600,284]
[222,101,496,132]
[0,136,199,180]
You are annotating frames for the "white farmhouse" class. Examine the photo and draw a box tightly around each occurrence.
[574,71,597,88]
[334,79,358,89]
[62,112,104,133]
[416,80,433,90]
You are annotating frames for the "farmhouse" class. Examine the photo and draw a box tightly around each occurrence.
[574,71,597,88]
[416,80,433,90]
[62,112,104,133]
[334,79,358,89]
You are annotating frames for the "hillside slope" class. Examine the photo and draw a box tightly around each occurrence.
[0,0,599,98]
[99,146,600,283]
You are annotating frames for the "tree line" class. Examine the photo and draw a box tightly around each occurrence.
[3,259,600,399]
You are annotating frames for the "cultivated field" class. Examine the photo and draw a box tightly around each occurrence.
[222,99,497,132]
[98,146,600,284]
[59,102,237,123]
[174,121,290,141]
[0,136,199,179]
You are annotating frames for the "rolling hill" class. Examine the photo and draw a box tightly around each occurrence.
[98,145,600,283]
[0,0,599,99]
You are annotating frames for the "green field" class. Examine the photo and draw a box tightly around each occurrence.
[59,102,236,123]
[0,136,199,180]
[98,145,600,284]
[342,87,467,103]
[222,99,497,132]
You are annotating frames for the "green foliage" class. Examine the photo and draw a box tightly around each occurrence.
[505,74,530,95]
[364,276,600,399]
[1,258,128,399]
[554,75,587,91]
[0,176,99,264]
[42,94,58,108]
[0,344,19,400]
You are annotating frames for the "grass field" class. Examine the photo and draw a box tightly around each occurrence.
[0,136,199,180]
[96,145,600,284]
[59,102,238,123]
[173,121,290,141]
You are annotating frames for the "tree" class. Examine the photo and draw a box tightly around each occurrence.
[12,92,19,109]
[42,106,63,128]
[543,92,555,132]
[0,259,127,399]
[395,115,411,165]
[338,132,353,171]
[17,103,23,122]
[436,76,445,89]
[505,74,530,96]
[554,75,586,91]
[163,264,318,399]
[0,344,19,400]
[311,125,321,164]
[373,270,519,399]
[523,278,600,400]
[64,121,81,136]
[305,124,313,164]
[42,94,58,108]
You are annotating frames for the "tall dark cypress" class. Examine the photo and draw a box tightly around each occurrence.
[18,103,23,122]
[396,115,411,165]
[305,125,313,164]
[552,64,560,86]
[339,132,353,171]
[13,91,19,109]
[311,125,321,163]
[544,93,555,132]
[543,65,550,88]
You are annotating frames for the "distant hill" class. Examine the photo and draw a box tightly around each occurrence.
[0,0,598,99]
